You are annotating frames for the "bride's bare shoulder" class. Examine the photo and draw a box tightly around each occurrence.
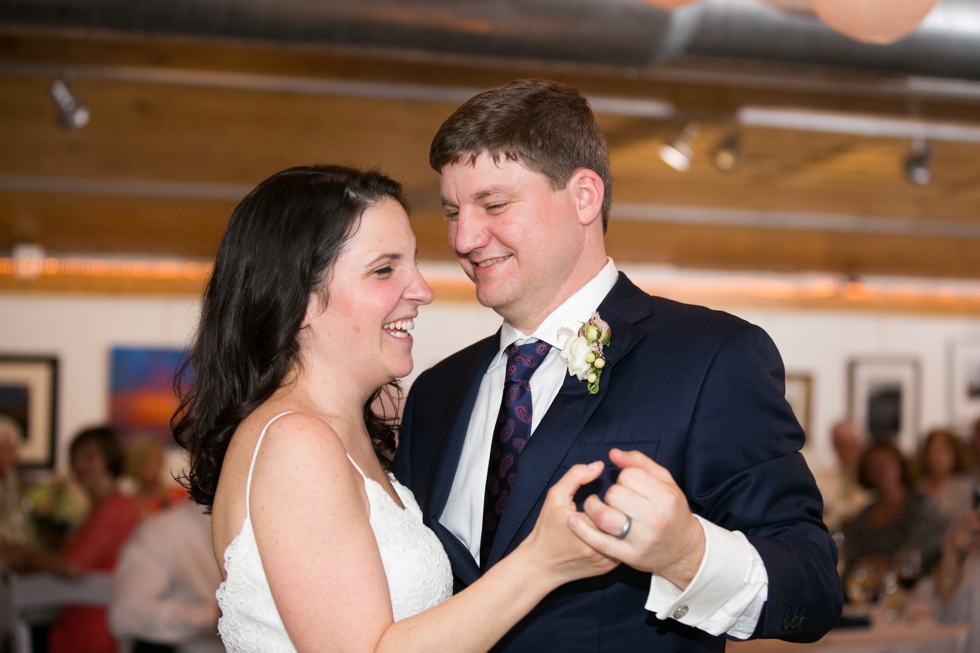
[240,409,347,463]
[216,408,350,512]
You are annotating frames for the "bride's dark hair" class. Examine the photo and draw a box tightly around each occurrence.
[172,165,407,509]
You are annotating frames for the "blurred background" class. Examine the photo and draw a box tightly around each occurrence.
[1,0,979,478]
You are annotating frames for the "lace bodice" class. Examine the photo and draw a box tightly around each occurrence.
[216,412,453,652]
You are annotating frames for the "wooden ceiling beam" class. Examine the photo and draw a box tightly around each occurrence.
[2,29,979,302]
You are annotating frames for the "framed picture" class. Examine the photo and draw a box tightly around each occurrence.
[110,347,188,445]
[784,373,813,439]
[848,357,920,454]
[950,337,980,428]
[0,355,58,468]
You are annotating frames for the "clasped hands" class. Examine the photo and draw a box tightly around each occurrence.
[567,449,706,591]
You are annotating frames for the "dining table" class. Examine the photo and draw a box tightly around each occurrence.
[728,603,968,653]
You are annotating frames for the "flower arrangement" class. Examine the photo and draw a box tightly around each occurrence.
[22,475,88,550]
[560,312,611,395]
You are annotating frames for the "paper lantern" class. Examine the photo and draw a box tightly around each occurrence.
[640,0,701,9]
[762,0,813,12]
[811,0,939,45]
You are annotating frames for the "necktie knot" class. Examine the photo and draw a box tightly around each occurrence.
[504,340,552,385]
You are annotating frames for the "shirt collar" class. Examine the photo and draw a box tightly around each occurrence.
[491,258,618,370]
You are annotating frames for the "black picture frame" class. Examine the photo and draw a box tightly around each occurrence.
[785,372,813,440]
[848,356,920,455]
[0,355,58,468]
[950,337,980,429]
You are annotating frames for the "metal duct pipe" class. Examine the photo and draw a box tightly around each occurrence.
[1,0,978,80]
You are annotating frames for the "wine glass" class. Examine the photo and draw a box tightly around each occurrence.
[845,561,876,616]
[895,547,922,591]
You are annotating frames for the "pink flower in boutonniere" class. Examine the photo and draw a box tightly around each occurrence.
[559,312,611,395]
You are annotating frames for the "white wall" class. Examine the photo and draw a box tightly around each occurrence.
[0,294,201,469]
[2,292,979,473]
[737,309,980,470]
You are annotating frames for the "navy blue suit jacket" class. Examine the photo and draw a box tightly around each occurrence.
[395,274,842,652]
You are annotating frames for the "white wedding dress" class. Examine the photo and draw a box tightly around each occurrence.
[216,412,453,652]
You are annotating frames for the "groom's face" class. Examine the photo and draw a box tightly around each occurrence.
[440,153,585,330]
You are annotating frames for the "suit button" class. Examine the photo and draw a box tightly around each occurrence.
[782,616,792,630]
[672,605,689,620]
[792,616,805,630]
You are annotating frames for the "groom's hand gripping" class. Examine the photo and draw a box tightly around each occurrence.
[522,461,620,584]
[568,449,706,590]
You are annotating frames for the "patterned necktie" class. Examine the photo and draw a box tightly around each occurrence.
[480,339,553,569]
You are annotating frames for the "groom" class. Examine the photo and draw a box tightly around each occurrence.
[395,79,841,651]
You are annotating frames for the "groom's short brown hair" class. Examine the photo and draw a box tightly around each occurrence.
[429,79,613,232]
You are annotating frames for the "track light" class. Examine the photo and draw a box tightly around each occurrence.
[658,122,700,172]
[713,131,741,172]
[49,77,90,129]
[904,140,932,186]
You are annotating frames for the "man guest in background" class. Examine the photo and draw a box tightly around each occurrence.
[396,79,842,652]
[815,420,870,533]
[110,499,223,653]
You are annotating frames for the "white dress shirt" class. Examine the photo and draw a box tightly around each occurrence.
[110,500,224,653]
[437,258,769,639]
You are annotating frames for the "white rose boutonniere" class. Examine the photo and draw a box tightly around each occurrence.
[559,312,611,395]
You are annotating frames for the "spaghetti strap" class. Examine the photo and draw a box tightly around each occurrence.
[346,454,368,480]
[245,411,295,519]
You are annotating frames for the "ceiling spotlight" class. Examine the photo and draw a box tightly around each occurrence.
[904,141,932,186]
[12,243,46,281]
[49,77,90,129]
[713,132,741,172]
[658,122,701,172]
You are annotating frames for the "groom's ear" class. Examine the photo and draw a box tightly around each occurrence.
[569,168,604,228]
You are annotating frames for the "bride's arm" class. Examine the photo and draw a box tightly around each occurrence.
[250,413,615,653]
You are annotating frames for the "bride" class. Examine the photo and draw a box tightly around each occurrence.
[173,165,616,652]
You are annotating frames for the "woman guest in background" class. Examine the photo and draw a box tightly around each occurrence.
[918,429,973,537]
[842,441,944,577]
[1,425,141,653]
[124,435,187,517]
[172,165,615,653]
[933,507,980,652]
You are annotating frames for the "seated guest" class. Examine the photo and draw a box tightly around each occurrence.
[815,420,871,533]
[933,508,980,652]
[0,415,27,543]
[918,428,973,537]
[0,426,141,653]
[842,441,944,575]
[110,500,223,653]
[124,436,187,518]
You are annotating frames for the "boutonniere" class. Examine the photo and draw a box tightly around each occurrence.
[559,312,611,395]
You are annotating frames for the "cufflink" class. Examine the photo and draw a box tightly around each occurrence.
[672,605,689,620]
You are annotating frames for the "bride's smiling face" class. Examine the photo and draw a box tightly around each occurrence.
[302,198,434,387]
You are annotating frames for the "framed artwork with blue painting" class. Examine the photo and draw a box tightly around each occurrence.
[110,347,189,445]
[0,355,57,468]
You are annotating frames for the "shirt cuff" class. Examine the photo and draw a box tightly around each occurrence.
[644,515,769,638]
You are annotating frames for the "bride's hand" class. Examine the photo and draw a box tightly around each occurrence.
[520,462,619,584]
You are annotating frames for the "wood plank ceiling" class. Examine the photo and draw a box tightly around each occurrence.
[1,30,979,307]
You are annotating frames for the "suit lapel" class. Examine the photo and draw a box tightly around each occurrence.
[424,331,499,585]
[487,275,651,565]
[426,331,500,521]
